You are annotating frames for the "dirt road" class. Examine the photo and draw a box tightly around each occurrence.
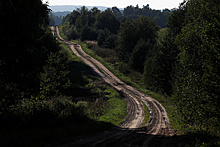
[50,26,183,146]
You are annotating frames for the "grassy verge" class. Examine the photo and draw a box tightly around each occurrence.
[59,40,127,126]
[140,99,150,127]
[70,41,181,132]
[58,26,181,133]
[72,40,135,85]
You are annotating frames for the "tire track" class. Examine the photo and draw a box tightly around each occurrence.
[51,26,175,146]
[54,26,144,129]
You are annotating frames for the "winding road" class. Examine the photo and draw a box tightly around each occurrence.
[50,26,182,147]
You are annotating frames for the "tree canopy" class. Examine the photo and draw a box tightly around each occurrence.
[143,0,220,140]
[116,16,159,73]
[123,4,170,28]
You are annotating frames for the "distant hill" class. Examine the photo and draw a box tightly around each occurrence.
[49,5,120,12]
[52,11,71,17]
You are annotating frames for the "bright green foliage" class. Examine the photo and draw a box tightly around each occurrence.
[98,98,127,125]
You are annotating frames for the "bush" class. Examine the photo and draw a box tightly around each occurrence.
[40,52,71,98]
[0,97,85,128]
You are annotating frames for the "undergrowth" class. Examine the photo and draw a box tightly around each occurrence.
[0,36,127,147]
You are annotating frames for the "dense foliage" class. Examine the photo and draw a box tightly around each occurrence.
[116,16,159,73]
[61,4,170,48]
[122,4,170,28]
[143,0,220,144]
[0,0,70,104]
[173,0,220,133]
[61,6,119,47]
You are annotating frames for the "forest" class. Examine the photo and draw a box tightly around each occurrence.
[0,0,219,146]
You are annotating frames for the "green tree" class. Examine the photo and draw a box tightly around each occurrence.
[97,28,116,49]
[143,1,187,96]
[116,16,159,72]
[40,52,71,98]
[123,4,170,28]
[129,39,153,73]
[95,9,120,34]
[116,19,137,61]
[172,0,220,133]
[112,7,122,18]
[0,0,68,105]
[144,33,178,95]
[0,0,59,101]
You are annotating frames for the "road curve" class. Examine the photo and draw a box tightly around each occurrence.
[51,26,176,146]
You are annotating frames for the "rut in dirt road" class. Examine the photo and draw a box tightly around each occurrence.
[49,26,184,147]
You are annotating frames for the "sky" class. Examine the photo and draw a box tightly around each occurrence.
[42,0,184,10]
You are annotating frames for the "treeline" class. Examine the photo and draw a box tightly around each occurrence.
[145,0,219,137]
[61,4,170,42]
[122,4,170,28]
[61,5,162,73]
[61,5,169,29]
[62,6,119,48]
[62,0,220,144]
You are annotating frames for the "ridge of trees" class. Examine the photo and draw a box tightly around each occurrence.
[121,4,170,28]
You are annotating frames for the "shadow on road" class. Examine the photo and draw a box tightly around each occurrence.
[49,126,187,147]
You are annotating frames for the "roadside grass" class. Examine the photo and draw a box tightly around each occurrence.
[58,26,182,133]
[72,40,135,86]
[58,26,220,146]
[0,99,114,147]
[140,99,150,128]
[70,40,181,132]
[59,40,127,126]
[98,87,127,125]
[0,37,128,147]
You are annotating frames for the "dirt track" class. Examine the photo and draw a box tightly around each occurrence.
[49,26,185,147]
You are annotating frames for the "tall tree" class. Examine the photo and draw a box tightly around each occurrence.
[172,0,220,132]
[144,33,178,95]
[0,0,61,103]
[116,16,159,71]
[95,9,120,34]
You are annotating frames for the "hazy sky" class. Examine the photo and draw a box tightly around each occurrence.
[43,0,184,9]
